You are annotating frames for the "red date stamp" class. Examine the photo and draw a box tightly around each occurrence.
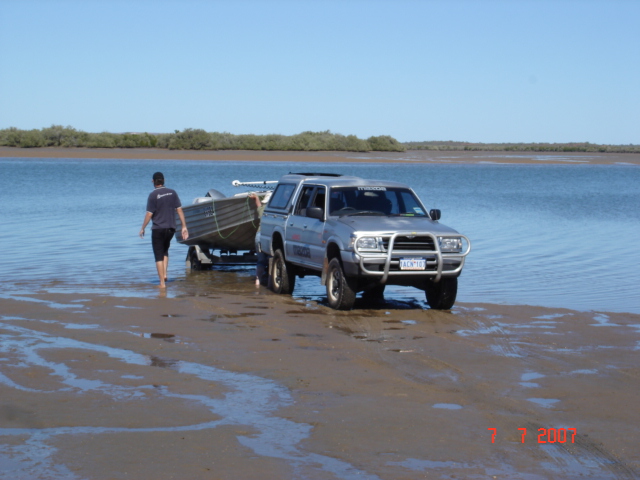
[488,427,576,443]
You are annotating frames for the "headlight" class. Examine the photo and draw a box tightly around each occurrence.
[439,237,462,253]
[356,236,381,252]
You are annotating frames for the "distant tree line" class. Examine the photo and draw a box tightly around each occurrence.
[0,126,159,149]
[2,126,636,154]
[404,140,640,154]
[0,126,406,152]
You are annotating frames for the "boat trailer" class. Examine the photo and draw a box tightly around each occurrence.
[186,245,258,269]
[179,179,277,270]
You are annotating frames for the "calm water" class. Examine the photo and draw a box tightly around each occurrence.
[1,156,638,313]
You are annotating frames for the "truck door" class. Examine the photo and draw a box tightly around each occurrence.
[303,187,326,268]
[286,185,316,266]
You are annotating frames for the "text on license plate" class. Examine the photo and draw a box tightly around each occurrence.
[399,258,426,270]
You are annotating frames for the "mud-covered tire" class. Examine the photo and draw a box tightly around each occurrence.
[326,258,356,310]
[425,277,458,310]
[269,249,295,294]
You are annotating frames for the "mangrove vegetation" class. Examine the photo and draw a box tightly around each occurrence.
[404,140,640,154]
[0,126,406,152]
[1,126,637,153]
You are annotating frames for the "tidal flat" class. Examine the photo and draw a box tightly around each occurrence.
[2,146,640,165]
[1,274,639,479]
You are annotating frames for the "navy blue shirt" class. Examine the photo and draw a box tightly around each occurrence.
[146,187,182,229]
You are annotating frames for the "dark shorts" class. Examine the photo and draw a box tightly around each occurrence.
[151,228,175,262]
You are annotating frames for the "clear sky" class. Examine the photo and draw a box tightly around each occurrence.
[0,0,638,144]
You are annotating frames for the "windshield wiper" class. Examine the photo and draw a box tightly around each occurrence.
[388,213,425,217]
[342,211,386,217]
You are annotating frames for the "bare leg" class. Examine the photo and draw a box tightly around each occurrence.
[163,255,169,282]
[155,261,166,288]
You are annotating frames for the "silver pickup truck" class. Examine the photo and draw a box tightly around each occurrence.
[259,173,471,310]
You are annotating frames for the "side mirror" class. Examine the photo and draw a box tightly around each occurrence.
[306,206,324,220]
[429,209,441,221]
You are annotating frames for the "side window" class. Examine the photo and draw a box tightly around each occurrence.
[268,183,296,209]
[294,186,315,215]
[312,187,326,209]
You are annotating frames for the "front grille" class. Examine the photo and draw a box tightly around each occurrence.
[382,236,435,251]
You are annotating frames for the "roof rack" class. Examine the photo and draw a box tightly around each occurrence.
[288,172,343,177]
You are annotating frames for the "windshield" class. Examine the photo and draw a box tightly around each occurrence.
[328,186,427,216]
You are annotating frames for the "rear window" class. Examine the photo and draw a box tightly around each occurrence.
[268,183,297,209]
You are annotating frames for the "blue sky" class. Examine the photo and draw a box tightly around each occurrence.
[1,0,638,144]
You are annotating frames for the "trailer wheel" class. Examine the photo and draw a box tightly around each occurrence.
[425,277,457,310]
[269,249,295,294]
[190,250,204,271]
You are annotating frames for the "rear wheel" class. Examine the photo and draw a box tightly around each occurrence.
[269,249,295,294]
[326,258,356,310]
[425,277,458,310]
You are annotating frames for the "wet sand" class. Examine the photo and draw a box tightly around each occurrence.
[1,146,639,165]
[1,273,639,479]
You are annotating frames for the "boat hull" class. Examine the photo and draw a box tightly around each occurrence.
[175,194,264,251]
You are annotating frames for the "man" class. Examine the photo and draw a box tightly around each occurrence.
[139,172,188,287]
[249,192,269,286]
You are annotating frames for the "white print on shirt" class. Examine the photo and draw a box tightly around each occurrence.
[157,192,173,199]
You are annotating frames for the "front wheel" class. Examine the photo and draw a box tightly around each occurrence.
[326,258,356,310]
[269,249,295,294]
[425,277,458,310]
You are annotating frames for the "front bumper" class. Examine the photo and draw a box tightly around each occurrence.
[343,232,471,283]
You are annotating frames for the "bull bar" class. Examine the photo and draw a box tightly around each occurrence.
[355,232,472,283]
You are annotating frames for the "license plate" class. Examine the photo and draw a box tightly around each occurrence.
[399,258,426,270]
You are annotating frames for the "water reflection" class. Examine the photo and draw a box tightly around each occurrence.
[149,356,179,368]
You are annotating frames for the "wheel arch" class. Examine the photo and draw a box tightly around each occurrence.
[325,242,342,263]
[270,230,285,256]
[321,241,343,286]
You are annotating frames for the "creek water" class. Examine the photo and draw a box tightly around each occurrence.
[1,154,638,313]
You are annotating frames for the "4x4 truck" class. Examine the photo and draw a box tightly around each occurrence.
[259,173,471,310]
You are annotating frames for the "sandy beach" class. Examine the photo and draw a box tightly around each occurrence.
[1,273,639,479]
[1,146,639,165]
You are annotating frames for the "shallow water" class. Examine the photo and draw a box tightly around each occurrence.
[1,156,639,313]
